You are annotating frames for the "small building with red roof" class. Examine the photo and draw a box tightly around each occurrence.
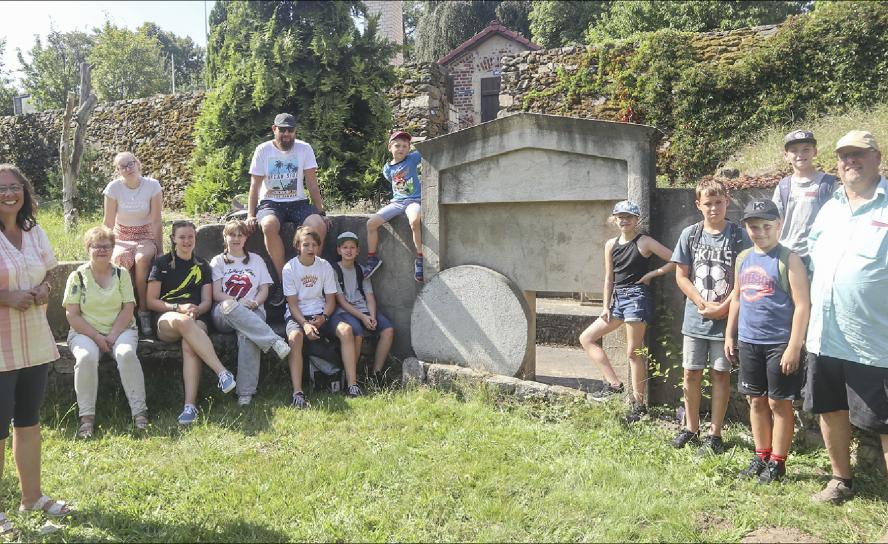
[437,20,541,130]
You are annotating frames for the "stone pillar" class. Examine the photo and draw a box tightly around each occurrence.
[365,0,404,66]
[522,291,536,380]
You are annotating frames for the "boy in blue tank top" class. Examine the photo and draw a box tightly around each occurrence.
[725,199,810,483]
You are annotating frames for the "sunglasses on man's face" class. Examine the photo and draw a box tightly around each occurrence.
[275,126,295,133]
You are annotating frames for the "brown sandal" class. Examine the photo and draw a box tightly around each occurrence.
[76,418,94,439]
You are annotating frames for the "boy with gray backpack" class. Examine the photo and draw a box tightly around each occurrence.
[772,130,838,269]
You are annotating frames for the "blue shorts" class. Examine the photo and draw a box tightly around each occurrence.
[256,199,319,225]
[610,285,651,323]
[329,311,394,337]
[376,199,421,222]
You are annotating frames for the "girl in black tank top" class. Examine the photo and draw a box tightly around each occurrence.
[578,200,677,424]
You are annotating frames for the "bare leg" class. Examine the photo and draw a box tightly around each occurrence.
[625,322,648,404]
[881,434,888,477]
[133,243,157,312]
[749,396,773,451]
[260,216,285,280]
[683,369,703,433]
[579,317,625,386]
[769,398,795,458]
[337,323,358,387]
[287,330,305,393]
[181,338,202,406]
[709,369,731,437]
[303,214,328,249]
[366,215,384,255]
[820,410,853,479]
[373,328,394,373]
[158,315,228,382]
[13,425,41,507]
[406,205,422,254]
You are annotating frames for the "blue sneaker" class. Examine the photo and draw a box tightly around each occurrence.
[177,404,198,425]
[362,255,382,278]
[217,370,236,394]
[414,256,424,283]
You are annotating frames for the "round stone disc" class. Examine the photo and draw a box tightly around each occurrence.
[411,265,531,377]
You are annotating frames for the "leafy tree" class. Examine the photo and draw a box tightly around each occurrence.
[17,30,93,110]
[402,0,425,61]
[529,0,608,48]
[137,22,206,91]
[0,38,16,115]
[587,0,806,42]
[89,22,170,101]
[187,0,398,213]
[413,1,500,62]
[495,1,533,39]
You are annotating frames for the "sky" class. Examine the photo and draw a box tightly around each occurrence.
[1,1,216,85]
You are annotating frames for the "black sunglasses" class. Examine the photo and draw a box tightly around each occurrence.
[275,126,295,133]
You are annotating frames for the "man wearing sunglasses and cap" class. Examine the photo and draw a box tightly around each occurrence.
[247,113,331,306]
[805,130,888,509]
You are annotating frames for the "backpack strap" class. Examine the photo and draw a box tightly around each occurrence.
[776,245,792,296]
[332,262,346,295]
[353,260,366,301]
[778,175,792,212]
[688,221,703,282]
[331,262,366,301]
[76,270,85,292]
[818,174,838,207]
[735,247,753,279]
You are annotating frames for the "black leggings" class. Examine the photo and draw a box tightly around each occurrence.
[0,364,49,440]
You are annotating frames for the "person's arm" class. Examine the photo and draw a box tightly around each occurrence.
[146,280,178,314]
[723,287,740,363]
[66,304,110,352]
[675,264,706,311]
[636,235,677,284]
[0,290,35,311]
[304,168,325,215]
[103,195,117,230]
[247,174,264,233]
[106,302,135,344]
[212,278,236,303]
[600,238,616,322]
[335,292,365,320]
[149,191,163,250]
[195,283,214,317]
[252,283,269,307]
[781,253,811,375]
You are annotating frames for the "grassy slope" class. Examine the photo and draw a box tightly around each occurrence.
[724,103,888,177]
[3,378,886,542]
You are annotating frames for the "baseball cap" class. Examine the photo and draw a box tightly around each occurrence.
[273,113,296,128]
[612,200,640,217]
[336,231,360,246]
[742,199,780,222]
[835,130,880,153]
[389,130,412,142]
[783,129,816,149]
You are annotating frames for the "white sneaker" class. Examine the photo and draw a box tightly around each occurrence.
[272,339,291,360]
[237,395,253,406]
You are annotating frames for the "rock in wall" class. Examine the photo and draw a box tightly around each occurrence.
[388,62,451,139]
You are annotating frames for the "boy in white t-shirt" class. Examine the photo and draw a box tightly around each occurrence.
[282,227,362,407]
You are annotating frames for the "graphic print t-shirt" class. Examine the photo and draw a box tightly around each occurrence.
[383,150,422,201]
[671,221,750,340]
[736,246,793,344]
[210,252,273,302]
[249,139,319,202]
[281,256,339,318]
[148,253,213,306]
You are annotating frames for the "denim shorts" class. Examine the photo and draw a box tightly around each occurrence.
[610,285,651,323]
[329,311,394,337]
[256,199,319,225]
[376,199,421,222]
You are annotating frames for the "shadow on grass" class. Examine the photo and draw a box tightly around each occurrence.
[26,508,290,543]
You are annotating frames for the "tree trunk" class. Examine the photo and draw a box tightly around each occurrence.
[60,62,98,231]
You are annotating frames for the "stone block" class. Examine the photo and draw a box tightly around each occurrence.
[514,380,550,401]
[483,374,522,395]
[402,357,427,384]
[411,265,532,377]
[547,384,588,401]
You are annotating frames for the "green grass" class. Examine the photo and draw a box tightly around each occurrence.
[3,374,886,542]
[724,103,888,177]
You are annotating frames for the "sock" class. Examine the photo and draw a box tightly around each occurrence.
[368,252,376,258]
[770,452,787,465]
[834,475,853,488]
[755,447,772,461]
[416,253,423,259]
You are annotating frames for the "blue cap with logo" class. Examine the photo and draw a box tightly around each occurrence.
[612,200,641,217]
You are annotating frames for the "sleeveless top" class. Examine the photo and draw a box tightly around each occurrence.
[737,246,794,344]
[612,234,650,288]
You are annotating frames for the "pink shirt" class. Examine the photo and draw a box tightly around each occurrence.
[0,225,60,372]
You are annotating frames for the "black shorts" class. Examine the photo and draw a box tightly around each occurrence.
[804,355,888,434]
[0,363,49,440]
[738,341,803,400]
[256,199,319,226]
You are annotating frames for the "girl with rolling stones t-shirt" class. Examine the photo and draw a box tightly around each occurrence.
[209,220,290,406]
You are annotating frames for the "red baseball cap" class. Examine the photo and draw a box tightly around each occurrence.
[389,130,412,142]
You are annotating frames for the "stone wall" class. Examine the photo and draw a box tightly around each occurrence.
[0,92,204,206]
[389,63,451,139]
[498,24,781,121]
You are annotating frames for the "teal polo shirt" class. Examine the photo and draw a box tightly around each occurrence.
[807,176,888,368]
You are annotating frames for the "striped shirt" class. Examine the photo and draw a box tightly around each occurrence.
[0,225,60,372]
